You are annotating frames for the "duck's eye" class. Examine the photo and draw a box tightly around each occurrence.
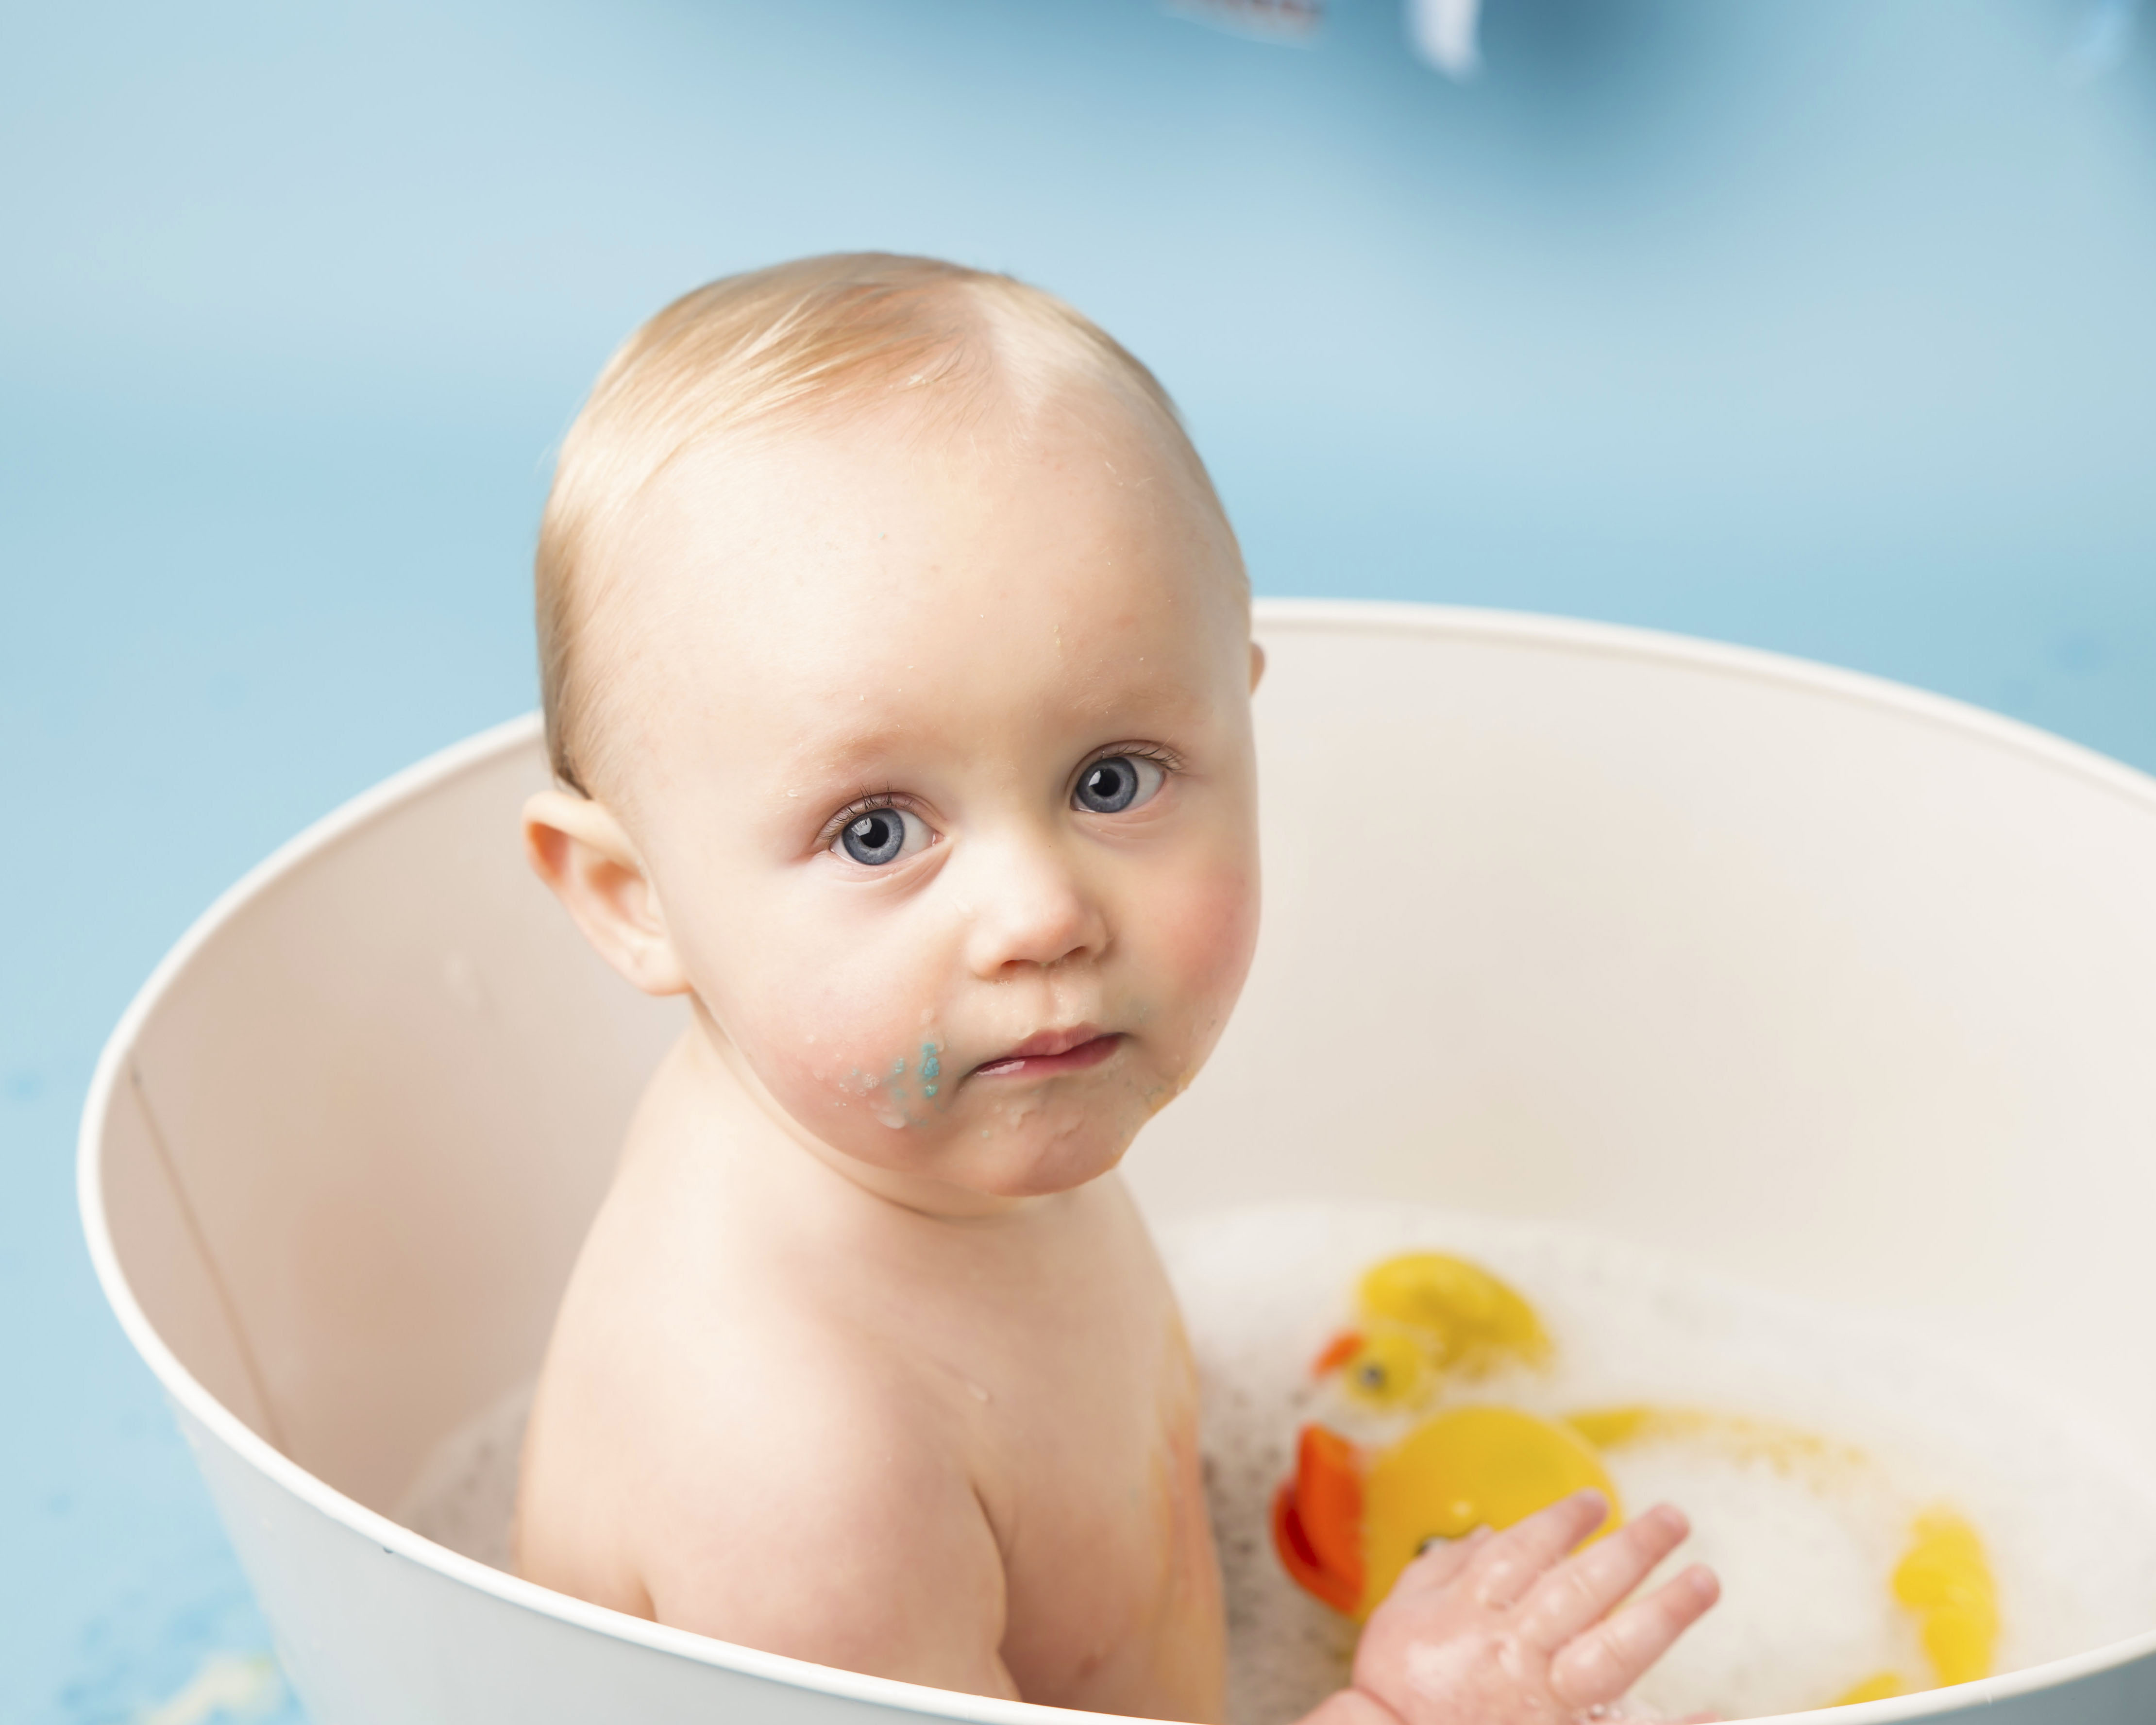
[837,807,928,866]
[1074,755,1164,815]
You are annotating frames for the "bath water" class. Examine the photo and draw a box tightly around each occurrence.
[1163,1203,2156,1724]
[397,1202,2156,1722]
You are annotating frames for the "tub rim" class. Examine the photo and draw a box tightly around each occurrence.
[75,597,2156,1725]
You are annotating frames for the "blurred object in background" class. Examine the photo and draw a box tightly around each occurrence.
[1176,0,2156,84]
[1407,0,1483,76]
[1172,0,1487,74]
[1168,0,1325,45]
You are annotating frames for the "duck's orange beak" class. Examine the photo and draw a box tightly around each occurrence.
[1272,1423,1365,1617]
[1311,1329,1365,1376]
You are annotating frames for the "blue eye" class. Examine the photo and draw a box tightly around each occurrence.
[1073,755,1165,815]
[836,807,928,866]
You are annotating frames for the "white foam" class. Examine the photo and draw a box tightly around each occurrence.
[394,1205,2156,1723]
[1162,1202,2156,1725]
[395,1377,532,1574]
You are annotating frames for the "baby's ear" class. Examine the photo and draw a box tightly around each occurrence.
[523,789,691,997]
[1249,639,1267,693]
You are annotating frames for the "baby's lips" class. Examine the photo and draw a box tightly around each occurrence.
[968,1023,1122,1078]
[995,1022,1112,1062]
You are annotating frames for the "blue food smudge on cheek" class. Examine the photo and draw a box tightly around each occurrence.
[921,1042,942,1098]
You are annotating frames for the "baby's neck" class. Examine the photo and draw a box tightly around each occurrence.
[678,1009,1064,1224]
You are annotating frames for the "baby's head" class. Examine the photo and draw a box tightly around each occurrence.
[525,254,1262,1210]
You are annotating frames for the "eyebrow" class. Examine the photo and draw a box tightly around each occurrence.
[759,657,1214,800]
[763,715,917,796]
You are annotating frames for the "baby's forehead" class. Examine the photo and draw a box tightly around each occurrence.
[637,384,1231,612]
[579,379,1244,797]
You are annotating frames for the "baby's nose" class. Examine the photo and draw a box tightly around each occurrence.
[959,837,1108,977]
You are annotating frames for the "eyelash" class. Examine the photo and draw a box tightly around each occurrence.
[815,789,918,852]
[813,745,1185,850]
[1075,742,1183,791]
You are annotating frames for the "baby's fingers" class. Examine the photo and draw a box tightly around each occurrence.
[1459,1490,1611,1609]
[1384,1524,1493,1602]
[1516,1504,1692,1654]
[1549,1564,1720,1712]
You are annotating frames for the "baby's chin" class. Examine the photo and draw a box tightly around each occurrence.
[817,1087,1160,1203]
[949,1129,1134,1201]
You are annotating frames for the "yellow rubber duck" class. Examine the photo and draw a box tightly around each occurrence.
[1273,1405,1620,1620]
[1280,1247,2004,1713]
[1318,1252,1551,1413]
[1831,1509,2000,1705]
[1282,1253,1607,1618]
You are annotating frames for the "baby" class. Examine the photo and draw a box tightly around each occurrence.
[514,254,1718,1723]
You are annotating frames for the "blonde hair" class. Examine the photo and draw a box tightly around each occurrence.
[536,252,1232,796]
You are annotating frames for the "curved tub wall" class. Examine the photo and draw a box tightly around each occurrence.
[84,602,2156,1724]
[107,731,680,1513]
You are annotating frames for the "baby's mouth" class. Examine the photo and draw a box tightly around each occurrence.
[970,1025,1124,1081]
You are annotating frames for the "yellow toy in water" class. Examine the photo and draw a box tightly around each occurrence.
[1280,1248,2005,1712]
[1273,1405,1620,1620]
[1320,1251,1552,1411]
[1282,1254,1602,1619]
[1833,1509,2001,1704]
[1571,1408,2002,1704]
[1898,1509,2000,1686]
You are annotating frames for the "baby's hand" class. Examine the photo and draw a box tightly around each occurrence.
[1331,1491,1718,1725]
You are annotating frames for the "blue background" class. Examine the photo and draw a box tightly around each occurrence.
[4,1,2153,1717]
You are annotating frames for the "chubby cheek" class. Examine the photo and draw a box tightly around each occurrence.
[757,973,943,1140]
[1133,851,1262,1082]
[695,914,955,1151]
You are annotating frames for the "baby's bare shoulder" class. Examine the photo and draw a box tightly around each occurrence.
[528,1182,1012,1689]
[646,1308,1011,1688]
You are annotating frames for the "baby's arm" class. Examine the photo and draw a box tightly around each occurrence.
[629,1364,1020,1700]
[1305,1492,1718,1725]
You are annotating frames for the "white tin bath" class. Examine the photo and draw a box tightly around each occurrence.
[81,601,2156,1724]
